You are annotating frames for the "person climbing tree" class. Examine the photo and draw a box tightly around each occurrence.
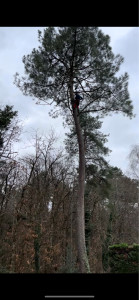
[73,92,83,112]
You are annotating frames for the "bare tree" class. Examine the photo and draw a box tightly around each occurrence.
[128,145,139,180]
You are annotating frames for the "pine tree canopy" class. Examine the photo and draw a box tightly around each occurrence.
[0,105,17,131]
[14,27,133,120]
[65,113,110,169]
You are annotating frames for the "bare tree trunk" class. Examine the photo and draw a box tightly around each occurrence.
[73,109,90,273]
[70,85,90,273]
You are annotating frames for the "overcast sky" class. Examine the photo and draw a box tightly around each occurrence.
[0,27,138,175]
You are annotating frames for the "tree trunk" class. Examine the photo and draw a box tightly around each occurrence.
[34,224,41,273]
[70,85,90,273]
[73,109,90,273]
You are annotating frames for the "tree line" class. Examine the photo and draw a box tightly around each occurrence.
[0,106,138,273]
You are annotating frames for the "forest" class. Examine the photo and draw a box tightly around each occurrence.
[0,105,138,273]
[0,27,138,273]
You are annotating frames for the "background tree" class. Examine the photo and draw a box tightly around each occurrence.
[14,27,133,272]
[0,106,21,273]
[128,145,139,180]
[0,105,19,161]
[0,131,138,273]
[0,105,19,218]
[0,105,17,149]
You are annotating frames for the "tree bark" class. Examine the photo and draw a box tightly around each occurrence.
[70,86,90,273]
[73,109,90,273]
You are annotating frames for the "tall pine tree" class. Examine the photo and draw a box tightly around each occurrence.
[14,27,133,272]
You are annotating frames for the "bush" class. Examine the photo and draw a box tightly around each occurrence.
[108,244,139,273]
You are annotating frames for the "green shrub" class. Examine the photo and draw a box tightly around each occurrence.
[109,243,128,249]
[108,244,139,273]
